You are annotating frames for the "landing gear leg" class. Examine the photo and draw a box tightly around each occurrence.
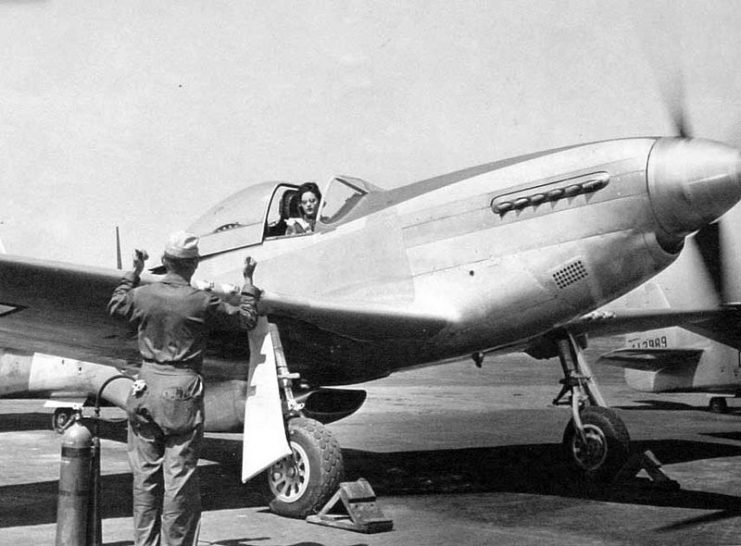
[555,332,630,481]
[263,323,344,518]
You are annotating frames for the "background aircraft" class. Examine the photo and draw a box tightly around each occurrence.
[1,0,741,520]
[601,325,741,413]
[593,203,741,413]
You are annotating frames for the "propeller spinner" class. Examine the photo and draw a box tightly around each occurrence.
[654,68,741,304]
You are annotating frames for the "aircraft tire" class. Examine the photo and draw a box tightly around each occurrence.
[266,417,343,518]
[562,406,630,482]
[709,397,729,414]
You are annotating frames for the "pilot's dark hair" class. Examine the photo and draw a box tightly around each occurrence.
[297,182,321,202]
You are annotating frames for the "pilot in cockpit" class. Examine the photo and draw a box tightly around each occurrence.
[285,182,322,235]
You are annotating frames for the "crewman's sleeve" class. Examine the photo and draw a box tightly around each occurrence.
[206,284,261,331]
[107,271,140,321]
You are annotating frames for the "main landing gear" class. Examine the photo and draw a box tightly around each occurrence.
[553,333,630,481]
[263,324,344,518]
[267,417,344,518]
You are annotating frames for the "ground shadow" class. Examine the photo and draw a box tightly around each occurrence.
[102,534,319,544]
[615,400,704,412]
[703,430,741,442]
[0,410,129,435]
[5,433,741,529]
[0,461,267,528]
[616,399,741,414]
[341,439,741,511]
[0,411,51,432]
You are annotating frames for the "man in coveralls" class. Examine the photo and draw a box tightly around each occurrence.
[108,231,261,545]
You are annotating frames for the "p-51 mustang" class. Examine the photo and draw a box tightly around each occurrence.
[1,135,740,517]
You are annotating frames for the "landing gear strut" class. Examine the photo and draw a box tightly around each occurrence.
[263,324,344,518]
[553,332,630,481]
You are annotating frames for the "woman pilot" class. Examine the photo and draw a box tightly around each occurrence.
[286,182,322,235]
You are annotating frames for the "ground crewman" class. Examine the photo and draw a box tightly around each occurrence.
[108,231,261,546]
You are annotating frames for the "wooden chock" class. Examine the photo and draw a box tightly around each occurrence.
[306,478,393,534]
[615,450,680,490]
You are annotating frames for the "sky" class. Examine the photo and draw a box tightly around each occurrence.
[1,0,741,267]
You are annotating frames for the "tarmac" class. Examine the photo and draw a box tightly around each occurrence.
[2,344,741,545]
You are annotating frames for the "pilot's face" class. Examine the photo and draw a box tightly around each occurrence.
[301,191,319,219]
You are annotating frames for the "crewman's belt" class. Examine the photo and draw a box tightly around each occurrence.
[141,360,200,375]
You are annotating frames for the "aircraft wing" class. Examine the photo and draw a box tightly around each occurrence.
[678,308,741,351]
[0,254,450,370]
[597,348,704,371]
[259,291,450,341]
[564,305,741,350]
[0,254,139,366]
[566,307,735,337]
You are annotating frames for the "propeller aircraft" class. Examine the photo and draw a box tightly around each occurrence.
[601,324,741,414]
[567,90,741,417]
[1,133,741,517]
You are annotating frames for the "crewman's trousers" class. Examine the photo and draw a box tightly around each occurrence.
[128,421,203,546]
[127,364,204,546]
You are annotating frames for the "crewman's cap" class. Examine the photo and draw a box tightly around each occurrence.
[164,231,200,259]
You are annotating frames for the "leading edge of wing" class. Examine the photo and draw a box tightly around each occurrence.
[0,254,144,364]
[259,291,450,341]
[566,306,741,338]
[0,253,128,305]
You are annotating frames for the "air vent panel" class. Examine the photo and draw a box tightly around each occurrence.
[553,260,588,289]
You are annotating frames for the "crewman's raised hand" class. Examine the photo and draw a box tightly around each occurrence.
[133,249,149,275]
[243,256,257,283]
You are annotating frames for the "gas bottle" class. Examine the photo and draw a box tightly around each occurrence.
[55,419,93,546]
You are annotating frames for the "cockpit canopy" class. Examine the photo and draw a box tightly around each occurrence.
[188,181,286,237]
[187,176,382,258]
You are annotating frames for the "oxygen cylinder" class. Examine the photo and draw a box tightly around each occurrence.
[55,419,93,546]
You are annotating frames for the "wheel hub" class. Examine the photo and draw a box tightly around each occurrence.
[571,424,608,471]
[268,441,311,502]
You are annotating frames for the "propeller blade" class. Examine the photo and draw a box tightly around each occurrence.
[635,23,691,138]
[671,95,690,139]
[639,26,741,304]
[662,70,691,138]
[719,207,741,303]
[694,221,725,301]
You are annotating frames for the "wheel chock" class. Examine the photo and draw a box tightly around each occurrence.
[614,450,680,490]
[306,478,393,533]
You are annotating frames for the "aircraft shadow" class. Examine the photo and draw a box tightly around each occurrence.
[0,462,267,529]
[0,411,129,435]
[0,411,51,432]
[614,400,709,412]
[703,431,741,442]
[615,399,741,416]
[341,439,741,511]
[4,429,741,530]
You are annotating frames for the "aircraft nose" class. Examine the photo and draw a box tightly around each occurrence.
[648,137,741,237]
